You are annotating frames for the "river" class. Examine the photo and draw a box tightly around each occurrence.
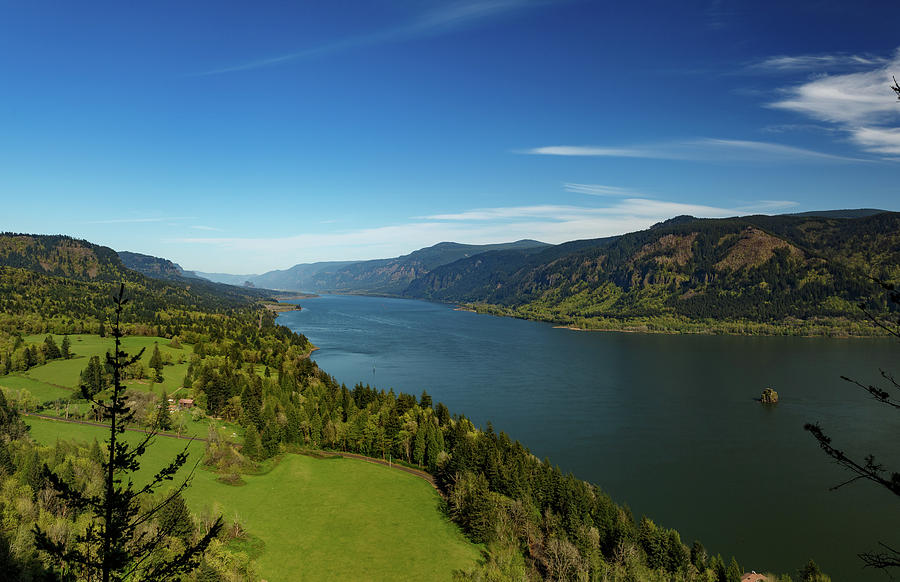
[278,294,900,580]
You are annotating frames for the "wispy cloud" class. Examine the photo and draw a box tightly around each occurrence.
[751,53,888,73]
[421,199,739,222]
[760,123,839,135]
[197,1,543,76]
[523,138,860,163]
[191,225,221,231]
[849,126,900,155]
[563,183,645,197]
[767,47,900,156]
[88,216,194,224]
[174,197,796,272]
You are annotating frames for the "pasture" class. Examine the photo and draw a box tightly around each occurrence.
[25,416,479,581]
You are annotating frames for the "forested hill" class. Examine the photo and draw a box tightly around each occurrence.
[0,233,124,281]
[0,233,279,336]
[403,212,900,333]
[118,250,203,282]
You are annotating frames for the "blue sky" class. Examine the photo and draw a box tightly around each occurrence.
[2,0,899,273]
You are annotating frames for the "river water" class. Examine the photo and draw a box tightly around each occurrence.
[279,294,900,580]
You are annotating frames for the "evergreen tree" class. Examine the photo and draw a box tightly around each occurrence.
[0,389,26,441]
[80,355,108,397]
[435,402,450,426]
[240,376,263,430]
[157,393,172,431]
[799,559,830,582]
[34,284,222,581]
[243,424,262,461]
[726,557,742,582]
[414,421,426,466]
[61,335,71,359]
[156,491,193,542]
[149,343,164,383]
[0,442,13,476]
[23,344,36,369]
[43,335,61,359]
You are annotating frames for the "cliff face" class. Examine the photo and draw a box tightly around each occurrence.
[118,251,194,281]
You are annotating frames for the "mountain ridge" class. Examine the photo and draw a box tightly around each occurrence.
[82,208,900,334]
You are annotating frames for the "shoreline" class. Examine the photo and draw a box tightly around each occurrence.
[464,304,888,339]
[267,290,888,339]
[549,323,881,339]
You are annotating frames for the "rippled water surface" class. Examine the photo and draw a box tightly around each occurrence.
[279,294,900,580]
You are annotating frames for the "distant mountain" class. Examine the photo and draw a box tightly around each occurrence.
[208,239,551,292]
[249,261,357,291]
[300,240,550,294]
[118,251,204,282]
[116,209,900,333]
[192,271,255,286]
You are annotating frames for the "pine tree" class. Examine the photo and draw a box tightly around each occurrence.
[149,343,164,383]
[43,335,61,360]
[157,393,173,432]
[242,424,262,461]
[61,335,71,359]
[414,421,426,467]
[80,355,108,397]
[34,284,222,581]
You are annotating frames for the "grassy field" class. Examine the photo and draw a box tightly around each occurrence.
[23,334,192,396]
[10,334,244,439]
[0,374,71,402]
[25,416,479,581]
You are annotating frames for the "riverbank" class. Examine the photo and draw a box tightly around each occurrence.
[273,292,898,580]
[262,301,303,313]
[464,302,887,338]
[272,291,887,338]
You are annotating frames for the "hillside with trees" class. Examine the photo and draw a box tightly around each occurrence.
[403,212,900,334]
[194,212,900,335]
[0,231,832,580]
[118,250,204,282]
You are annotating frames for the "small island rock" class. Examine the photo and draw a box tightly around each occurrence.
[761,388,779,404]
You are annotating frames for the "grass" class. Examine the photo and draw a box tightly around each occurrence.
[0,374,72,401]
[25,416,479,581]
[23,334,193,395]
[12,334,246,440]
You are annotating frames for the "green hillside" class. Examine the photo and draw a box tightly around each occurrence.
[24,417,479,582]
[0,230,836,580]
[404,212,900,334]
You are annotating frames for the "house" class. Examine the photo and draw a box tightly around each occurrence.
[178,398,194,409]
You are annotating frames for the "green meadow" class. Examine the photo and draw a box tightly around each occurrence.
[25,417,479,581]
[0,374,71,402]
[23,334,192,396]
[7,333,241,439]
